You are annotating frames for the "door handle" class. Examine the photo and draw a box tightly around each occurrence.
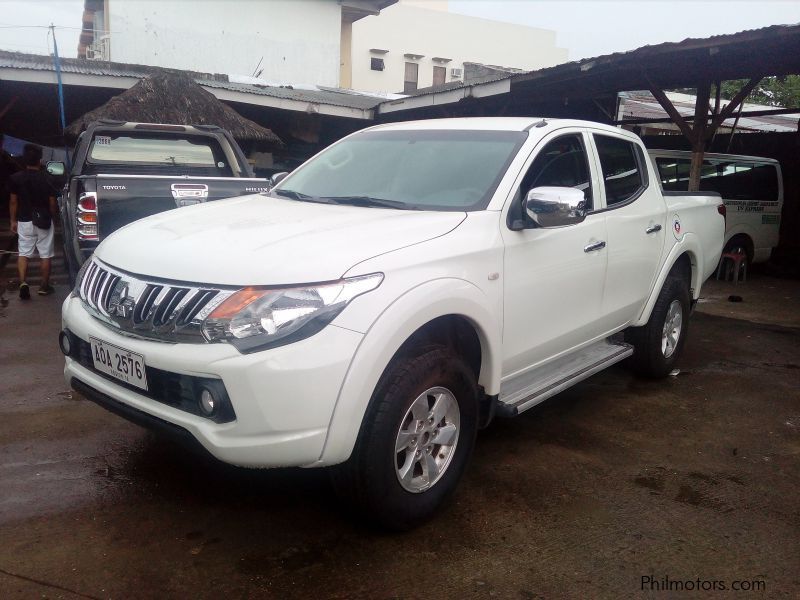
[584,241,606,253]
[646,224,662,234]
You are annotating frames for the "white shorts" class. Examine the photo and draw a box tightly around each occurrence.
[17,220,54,259]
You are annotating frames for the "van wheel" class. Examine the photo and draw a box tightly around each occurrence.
[330,345,478,531]
[625,275,690,378]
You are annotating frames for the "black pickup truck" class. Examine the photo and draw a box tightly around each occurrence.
[47,121,273,285]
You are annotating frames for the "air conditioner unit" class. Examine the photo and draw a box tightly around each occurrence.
[450,68,463,78]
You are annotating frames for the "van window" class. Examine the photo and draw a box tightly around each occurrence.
[655,157,778,201]
[594,135,645,206]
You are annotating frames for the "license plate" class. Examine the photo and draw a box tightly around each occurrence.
[90,336,148,391]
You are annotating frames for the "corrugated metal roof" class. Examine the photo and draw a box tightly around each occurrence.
[0,50,385,111]
[511,23,800,87]
[620,91,800,133]
[0,50,158,78]
[201,80,384,110]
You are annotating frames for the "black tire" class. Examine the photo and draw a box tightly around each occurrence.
[330,345,479,531]
[625,275,691,378]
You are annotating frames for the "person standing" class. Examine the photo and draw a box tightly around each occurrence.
[8,144,57,300]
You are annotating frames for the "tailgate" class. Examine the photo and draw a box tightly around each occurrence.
[95,176,270,239]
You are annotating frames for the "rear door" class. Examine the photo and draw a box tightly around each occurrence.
[590,132,667,329]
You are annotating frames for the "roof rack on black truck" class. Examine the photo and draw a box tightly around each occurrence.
[47,120,272,285]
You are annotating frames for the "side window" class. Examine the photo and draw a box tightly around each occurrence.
[594,135,645,206]
[520,134,593,210]
[706,161,779,201]
[656,157,690,191]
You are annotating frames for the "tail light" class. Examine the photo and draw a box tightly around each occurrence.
[717,203,726,226]
[77,192,99,241]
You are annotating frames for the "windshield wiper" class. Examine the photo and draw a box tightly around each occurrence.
[272,189,333,204]
[324,196,410,209]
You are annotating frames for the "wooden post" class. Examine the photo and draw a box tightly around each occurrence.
[646,75,762,192]
[688,81,711,191]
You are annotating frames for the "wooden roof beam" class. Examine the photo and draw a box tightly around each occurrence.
[646,76,695,141]
[707,76,762,138]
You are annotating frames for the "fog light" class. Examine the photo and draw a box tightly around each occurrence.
[59,331,72,356]
[199,388,216,416]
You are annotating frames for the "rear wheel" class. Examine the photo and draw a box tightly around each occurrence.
[626,275,691,378]
[330,345,478,531]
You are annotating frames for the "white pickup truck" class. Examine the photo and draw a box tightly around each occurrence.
[61,118,724,529]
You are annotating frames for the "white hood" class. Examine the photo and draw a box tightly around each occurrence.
[96,195,466,286]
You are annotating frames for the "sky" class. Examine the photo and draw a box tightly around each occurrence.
[0,0,798,61]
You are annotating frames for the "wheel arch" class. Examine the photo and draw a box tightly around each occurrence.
[319,278,501,465]
[724,231,754,263]
[633,238,705,327]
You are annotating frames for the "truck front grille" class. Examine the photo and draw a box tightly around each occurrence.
[77,258,233,343]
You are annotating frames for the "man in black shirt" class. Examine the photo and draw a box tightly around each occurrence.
[8,144,57,300]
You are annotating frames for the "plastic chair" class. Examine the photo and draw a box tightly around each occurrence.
[716,251,747,284]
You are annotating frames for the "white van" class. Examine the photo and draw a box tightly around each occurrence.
[649,150,783,263]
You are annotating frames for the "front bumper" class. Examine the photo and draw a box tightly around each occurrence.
[62,294,363,467]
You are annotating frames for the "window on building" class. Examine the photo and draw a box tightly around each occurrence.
[370,57,384,71]
[404,62,419,93]
[432,65,446,86]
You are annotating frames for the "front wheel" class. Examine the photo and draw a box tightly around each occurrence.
[625,276,691,378]
[330,345,478,531]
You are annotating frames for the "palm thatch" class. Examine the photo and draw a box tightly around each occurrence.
[65,71,282,147]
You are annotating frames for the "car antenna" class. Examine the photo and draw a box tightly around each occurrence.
[525,119,548,131]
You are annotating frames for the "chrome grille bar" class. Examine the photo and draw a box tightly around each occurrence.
[76,258,232,343]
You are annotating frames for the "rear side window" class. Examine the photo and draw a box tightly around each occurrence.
[594,135,645,206]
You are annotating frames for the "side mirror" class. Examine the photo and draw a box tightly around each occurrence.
[46,161,66,176]
[525,186,587,228]
[269,171,289,188]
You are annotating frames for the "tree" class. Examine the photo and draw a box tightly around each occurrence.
[719,76,800,108]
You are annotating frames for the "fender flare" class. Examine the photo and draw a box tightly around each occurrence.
[632,234,704,327]
[319,278,501,465]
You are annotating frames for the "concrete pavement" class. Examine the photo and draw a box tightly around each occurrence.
[1,273,798,599]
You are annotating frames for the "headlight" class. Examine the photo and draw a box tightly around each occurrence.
[72,258,92,296]
[201,273,383,353]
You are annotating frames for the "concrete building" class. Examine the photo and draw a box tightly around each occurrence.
[347,0,568,93]
[78,0,396,87]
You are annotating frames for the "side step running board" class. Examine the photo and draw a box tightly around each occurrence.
[496,339,633,417]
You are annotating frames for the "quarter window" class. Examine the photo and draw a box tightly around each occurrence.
[594,135,645,206]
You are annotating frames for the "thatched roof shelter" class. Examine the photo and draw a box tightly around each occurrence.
[65,71,282,147]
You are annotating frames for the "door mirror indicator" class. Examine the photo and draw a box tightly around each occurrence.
[525,186,587,228]
[46,161,66,176]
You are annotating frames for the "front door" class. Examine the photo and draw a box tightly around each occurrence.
[501,132,608,378]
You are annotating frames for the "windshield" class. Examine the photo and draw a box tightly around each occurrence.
[276,129,527,211]
[87,134,233,176]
